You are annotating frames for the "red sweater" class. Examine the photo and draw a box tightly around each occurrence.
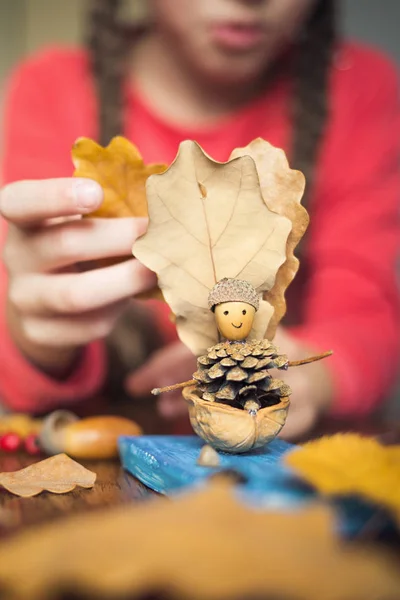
[1,43,399,416]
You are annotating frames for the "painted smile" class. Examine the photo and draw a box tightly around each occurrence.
[231,322,243,329]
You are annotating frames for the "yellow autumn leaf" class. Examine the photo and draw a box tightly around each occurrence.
[0,413,42,437]
[71,136,167,218]
[285,433,400,524]
[0,480,399,599]
[71,136,167,302]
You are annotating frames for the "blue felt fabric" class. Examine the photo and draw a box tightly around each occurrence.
[119,435,300,499]
[118,435,379,536]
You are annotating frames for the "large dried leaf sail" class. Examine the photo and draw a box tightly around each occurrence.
[231,138,308,338]
[0,481,399,600]
[285,434,400,525]
[133,140,293,356]
[71,136,167,218]
[0,453,96,497]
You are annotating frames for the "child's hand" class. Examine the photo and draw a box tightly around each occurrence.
[273,327,334,440]
[0,178,156,375]
[126,340,196,418]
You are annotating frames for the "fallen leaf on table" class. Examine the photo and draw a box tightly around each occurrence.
[133,140,293,356]
[285,434,400,525]
[71,136,167,218]
[230,138,308,339]
[0,479,398,600]
[0,453,96,497]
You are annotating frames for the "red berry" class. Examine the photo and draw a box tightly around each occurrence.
[24,434,41,455]
[0,432,22,452]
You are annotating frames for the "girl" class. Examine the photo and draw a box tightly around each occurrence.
[0,0,399,439]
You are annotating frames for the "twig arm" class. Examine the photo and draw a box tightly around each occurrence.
[288,350,333,367]
[151,351,333,395]
[151,379,196,395]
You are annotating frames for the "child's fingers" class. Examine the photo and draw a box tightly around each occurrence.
[278,401,317,441]
[157,395,188,418]
[7,217,148,274]
[19,301,128,348]
[0,178,102,225]
[126,341,196,397]
[9,258,157,316]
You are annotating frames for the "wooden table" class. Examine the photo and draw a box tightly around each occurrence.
[0,396,398,541]
[0,396,163,539]
[0,454,156,540]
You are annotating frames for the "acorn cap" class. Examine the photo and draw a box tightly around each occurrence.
[208,278,260,312]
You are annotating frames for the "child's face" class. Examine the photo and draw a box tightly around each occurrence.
[151,0,317,84]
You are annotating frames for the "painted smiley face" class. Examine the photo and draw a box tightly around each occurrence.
[214,301,256,341]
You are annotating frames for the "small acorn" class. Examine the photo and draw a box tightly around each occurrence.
[208,277,259,342]
[197,444,220,467]
[39,410,142,460]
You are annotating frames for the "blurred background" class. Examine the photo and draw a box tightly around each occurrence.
[0,0,398,417]
[0,0,399,149]
[0,0,399,90]
[1,0,399,137]
[0,1,144,104]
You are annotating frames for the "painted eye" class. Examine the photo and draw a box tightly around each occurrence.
[223,310,229,316]
[242,309,247,315]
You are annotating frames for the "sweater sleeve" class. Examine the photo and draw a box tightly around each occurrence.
[289,48,400,417]
[0,48,107,413]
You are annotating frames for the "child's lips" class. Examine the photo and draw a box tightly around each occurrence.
[210,21,266,51]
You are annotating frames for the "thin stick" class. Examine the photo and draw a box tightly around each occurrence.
[152,350,333,395]
[288,350,333,367]
[151,379,196,395]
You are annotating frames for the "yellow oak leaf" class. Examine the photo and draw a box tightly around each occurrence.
[71,136,167,218]
[0,480,398,599]
[71,136,167,301]
[285,433,400,525]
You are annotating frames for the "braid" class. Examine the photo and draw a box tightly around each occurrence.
[291,0,337,201]
[87,0,336,191]
[87,0,128,145]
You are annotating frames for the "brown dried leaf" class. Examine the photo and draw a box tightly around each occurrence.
[231,139,308,338]
[0,454,96,497]
[285,434,400,525]
[72,136,167,218]
[133,140,292,356]
[0,481,398,600]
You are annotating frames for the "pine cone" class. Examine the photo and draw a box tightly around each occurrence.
[193,340,291,413]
